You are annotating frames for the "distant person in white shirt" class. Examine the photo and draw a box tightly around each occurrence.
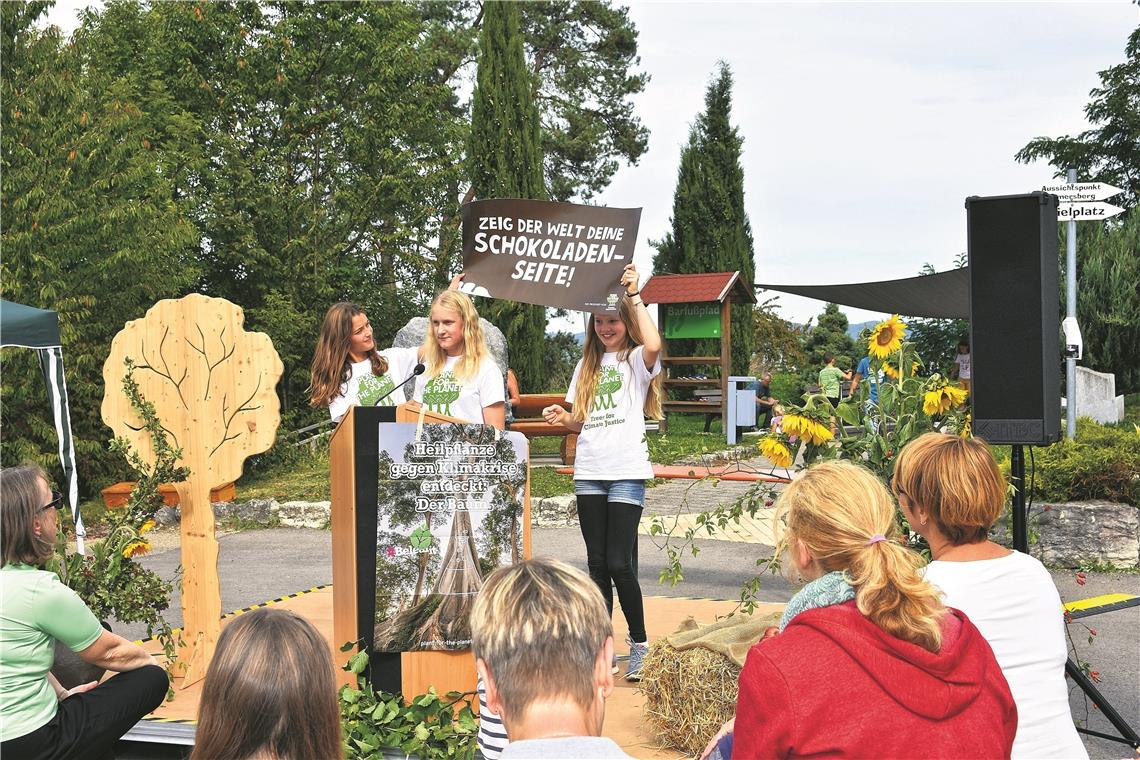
[950,338,971,395]
[471,558,632,759]
[892,432,1087,759]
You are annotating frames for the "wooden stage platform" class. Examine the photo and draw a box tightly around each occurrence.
[135,586,784,759]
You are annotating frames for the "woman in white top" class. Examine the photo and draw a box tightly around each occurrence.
[891,432,1087,759]
[411,288,504,430]
[309,302,420,421]
[542,263,662,682]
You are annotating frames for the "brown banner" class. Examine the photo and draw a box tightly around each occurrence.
[460,198,642,312]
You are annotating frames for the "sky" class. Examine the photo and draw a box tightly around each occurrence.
[45,1,1138,328]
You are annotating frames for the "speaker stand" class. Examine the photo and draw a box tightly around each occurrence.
[1010,444,1140,749]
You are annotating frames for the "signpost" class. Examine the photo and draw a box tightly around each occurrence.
[1043,177,1125,439]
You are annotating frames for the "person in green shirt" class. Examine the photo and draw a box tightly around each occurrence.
[1,464,167,759]
[818,352,852,409]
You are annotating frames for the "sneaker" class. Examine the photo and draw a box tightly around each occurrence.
[625,638,649,681]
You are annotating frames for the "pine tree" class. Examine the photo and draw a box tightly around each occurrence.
[653,63,755,374]
[468,1,548,391]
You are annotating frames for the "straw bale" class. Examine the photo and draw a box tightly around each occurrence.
[639,639,741,756]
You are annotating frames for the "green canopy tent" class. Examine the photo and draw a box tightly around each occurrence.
[1,299,85,552]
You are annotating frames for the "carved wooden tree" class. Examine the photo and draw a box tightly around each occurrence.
[101,294,283,685]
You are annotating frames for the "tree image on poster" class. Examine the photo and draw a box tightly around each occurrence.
[373,423,527,652]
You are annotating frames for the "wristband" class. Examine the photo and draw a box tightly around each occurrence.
[628,296,643,306]
[625,289,639,297]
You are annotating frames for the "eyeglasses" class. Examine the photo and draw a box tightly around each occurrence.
[41,490,63,513]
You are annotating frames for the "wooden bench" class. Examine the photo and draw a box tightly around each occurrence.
[101,480,236,509]
[509,393,578,465]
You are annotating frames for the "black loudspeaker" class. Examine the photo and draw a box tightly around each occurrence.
[966,192,1061,445]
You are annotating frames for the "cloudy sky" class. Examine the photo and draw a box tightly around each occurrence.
[46,1,1136,327]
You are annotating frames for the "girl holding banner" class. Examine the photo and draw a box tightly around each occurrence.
[542,263,663,681]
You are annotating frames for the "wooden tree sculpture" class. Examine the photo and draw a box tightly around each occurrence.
[101,294,283,685]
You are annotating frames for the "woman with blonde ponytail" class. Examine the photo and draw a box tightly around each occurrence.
[728,460,1016,759]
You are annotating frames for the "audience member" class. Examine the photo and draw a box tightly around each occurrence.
[950,338,971,395]
[747,372,778,429]
[1,464,168,760]
[893,433,1086,759]
[471,558,631,759]
[191,607,342,760]
[728,460,1017,758]
[817,352,850,410]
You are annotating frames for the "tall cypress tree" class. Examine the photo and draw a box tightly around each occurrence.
[653,63,756,374]
[468,1,547,391]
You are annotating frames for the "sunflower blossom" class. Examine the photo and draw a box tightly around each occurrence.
[868,315,907,359]
[759,436,793,468]
[123,540,150,559]
[944,385,968,408]
[802,417,833,445]
[923,389,944,416]
[140,519,156,534]
[883,360,920,380]
[781,414,808,439]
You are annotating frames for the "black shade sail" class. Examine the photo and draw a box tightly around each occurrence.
[755,267,970,320]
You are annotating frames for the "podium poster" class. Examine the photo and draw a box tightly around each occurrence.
[371,422,527,652]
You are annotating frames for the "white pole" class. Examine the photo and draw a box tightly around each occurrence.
[1065,168,1077,440]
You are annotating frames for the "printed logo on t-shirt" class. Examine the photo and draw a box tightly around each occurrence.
[423,372,462,416]
[359,373,397,407]
[594,366,623,411]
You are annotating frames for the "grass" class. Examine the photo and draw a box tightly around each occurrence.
[236,444,330,502]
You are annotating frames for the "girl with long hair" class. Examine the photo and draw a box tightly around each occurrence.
[191,607,342,760]
[707,460,1016,759]
[309,302,420,421]
[412,288,505,429]
[541,263,662,681]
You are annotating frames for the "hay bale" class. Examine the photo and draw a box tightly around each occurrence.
[639,639,741,756]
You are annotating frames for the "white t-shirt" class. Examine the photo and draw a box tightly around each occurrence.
[328,347,419,421]
[567,346,661,481]
[953,352,972,379]
[924,551,1087,759]
[413,353,504,424]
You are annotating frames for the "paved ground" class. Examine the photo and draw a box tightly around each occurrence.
[122,459,1139,758]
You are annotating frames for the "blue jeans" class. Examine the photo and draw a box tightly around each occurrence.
[574,479,646,506]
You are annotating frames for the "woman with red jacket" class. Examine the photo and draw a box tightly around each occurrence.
[721,460,1017,759]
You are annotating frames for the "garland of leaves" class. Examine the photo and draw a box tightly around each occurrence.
[49,358,186,689]
[339,644,478,759]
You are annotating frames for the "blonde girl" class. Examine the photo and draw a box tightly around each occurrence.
[714,460,1016,759]
[309,302,420,421]
[412,288,505,430]
[541,263,662,681]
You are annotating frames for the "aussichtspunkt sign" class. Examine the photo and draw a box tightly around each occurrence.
[460,198,642,313]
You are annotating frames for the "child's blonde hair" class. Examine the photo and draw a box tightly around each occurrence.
[776,460,947,652]
[423,290,491,383]
[571,298,663,422]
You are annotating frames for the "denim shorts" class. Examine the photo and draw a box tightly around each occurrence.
[574,479,646,507]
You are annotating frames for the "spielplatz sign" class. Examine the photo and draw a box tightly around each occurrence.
[460,198,642,313]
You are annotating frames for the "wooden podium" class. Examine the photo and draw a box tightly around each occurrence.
[330,403,530,699]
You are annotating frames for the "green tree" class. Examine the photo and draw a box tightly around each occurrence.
[1067,207,1140,393]
[1015,25,1140,208]
[540,331,583,392]
[905,255,969,375]
[1,2,199,486]
[751,295,807,374]
[468,1,548,392]
[653,63,755,375]
[800,303,856,389]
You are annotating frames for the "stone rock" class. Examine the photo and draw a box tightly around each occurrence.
[211,501,237,522]
[532,494,577,528]
[155,506,181,526]
[275,500,331,529]
[1035,500,1139,568]
[1067,366,1125,424]
[235,498,276,525]
[393,316,509,397]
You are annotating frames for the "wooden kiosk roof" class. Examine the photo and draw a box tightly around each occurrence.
[640,271,757,305]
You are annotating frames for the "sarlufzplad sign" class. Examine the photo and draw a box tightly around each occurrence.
[460,198,642,312]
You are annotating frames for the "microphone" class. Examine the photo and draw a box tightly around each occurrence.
[374,363,426,406]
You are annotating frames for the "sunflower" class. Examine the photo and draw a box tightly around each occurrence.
[960,412,972,438]
[122,539,151,559]
[944,385,968,408]
[868,315,907,359]
[882,360,920,380]
[922,385,970,416]
[783,413,832,445]
[923,389,945,416]
[140,519,156,534]
[759,436,793,468]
